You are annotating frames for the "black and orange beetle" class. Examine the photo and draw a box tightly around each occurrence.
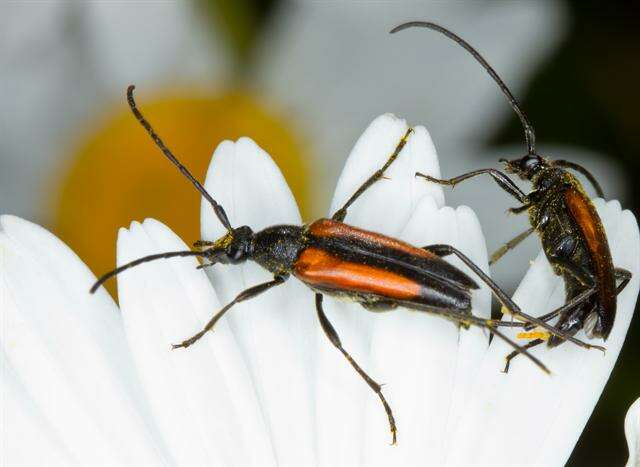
[391,22,632,371]
[91,86,599,444]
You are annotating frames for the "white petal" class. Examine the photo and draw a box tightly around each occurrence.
[0,215,163,465]
[116,218,275,467]
[318,116,477,466]
[447,200,640,466]
[361,198,491,466]
[2,353,74,466]
[1,3,226,221]
[201,137,301,237]
[329,114,444,235]
[626,397,640,467]
[200,139,316,466]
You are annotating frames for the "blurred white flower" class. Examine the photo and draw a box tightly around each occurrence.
[1,1,229,222]
[2,115,638,466]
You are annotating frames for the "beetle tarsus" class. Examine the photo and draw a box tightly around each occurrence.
[503,338,545,373]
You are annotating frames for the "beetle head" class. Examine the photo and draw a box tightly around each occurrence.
[500,154,547,181]
[202,225,255,265]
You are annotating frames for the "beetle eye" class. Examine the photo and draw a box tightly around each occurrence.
[227,244,243,262]
[521,155,541,172]
[225,240,249,264]
[522,156,537,169]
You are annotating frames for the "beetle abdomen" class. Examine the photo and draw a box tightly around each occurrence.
[308,219,478,290]
[295,247,420,299]
[294,219,477,311]
[564,187,616,337]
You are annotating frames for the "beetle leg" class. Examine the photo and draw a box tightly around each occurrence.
[549,255,596,289]
[172,275,287,349]
[416,168,527,203]
[421,244,604,352]
[362,300,398,312]
[332,128,413,222]
[489,226,535,265]
[503,339,544,373]
[315,294,397,445]
[522,286,598,331]
[418,309,550,373]
[507,204,530,215]
[505,274,617,368]
[489,286,594,330]
[500,288,598,372]
[615,268,632,295]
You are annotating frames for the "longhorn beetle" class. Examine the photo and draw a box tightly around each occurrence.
[391,22,632,372]
[91,85,601,444]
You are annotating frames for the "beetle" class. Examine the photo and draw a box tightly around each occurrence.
[91,85,600,444]
[390,22,632,371]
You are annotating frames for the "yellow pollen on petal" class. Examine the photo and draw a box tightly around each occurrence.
[517,330,551,341]
[53,89,310,298]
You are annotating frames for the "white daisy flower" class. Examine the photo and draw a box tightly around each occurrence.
[1,114,638,466]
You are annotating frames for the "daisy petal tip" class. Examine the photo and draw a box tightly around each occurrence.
[202,130,300,235]
[126,219,142,231]
[330,114,423,230]
[212,138,236,157]
[363,113,407,136]
[234,136,275,168]
[411,124,435,147]
[141,217,171,234]
[0,214,44,239]
[128,220,146,237]
[455,204,479,222]
[236,135,258,148]
[0,213,19,230]
[611,199,622,212]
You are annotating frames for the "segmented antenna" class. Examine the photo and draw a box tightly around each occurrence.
[126,85,233,232]
[90,250,206,293]
[390,21,537,155]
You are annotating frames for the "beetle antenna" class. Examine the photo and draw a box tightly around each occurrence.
[126,85,233,232]
[90,250,206,293]
[390,21,536,155]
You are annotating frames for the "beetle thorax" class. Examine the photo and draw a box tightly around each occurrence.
[531,167,570,194]
[251,225,306,274]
